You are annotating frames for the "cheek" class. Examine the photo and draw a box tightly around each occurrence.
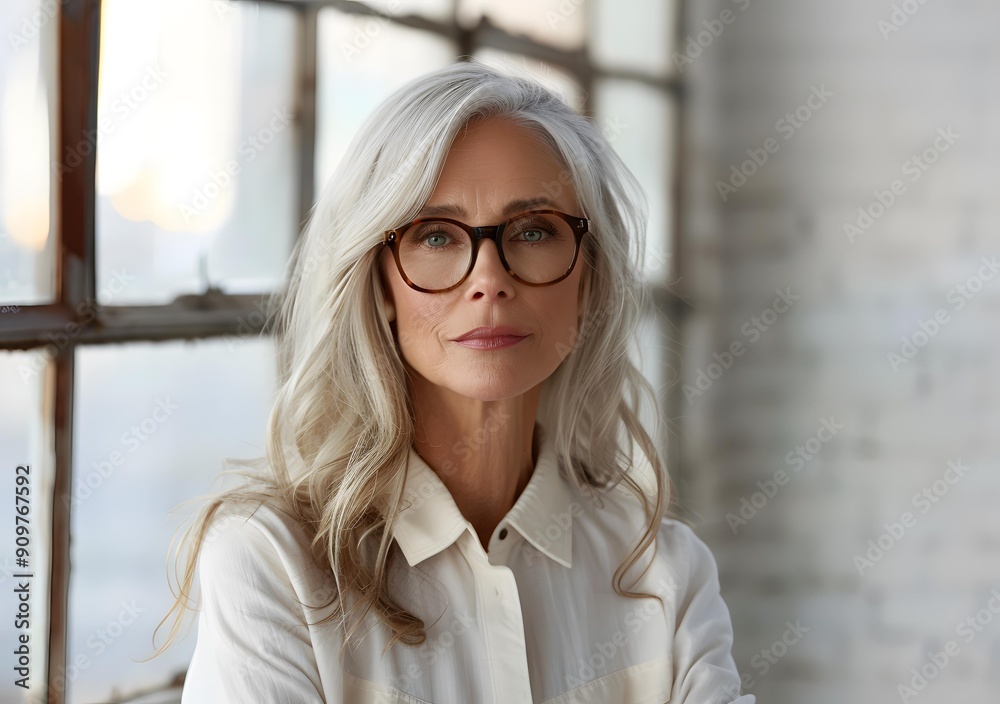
[554,303,580,339]
[539,292,582,356]
[395,297,450,353]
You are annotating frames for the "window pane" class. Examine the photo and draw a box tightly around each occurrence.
[67,337,278,703]
[594,79,674,282]
[472,47,586,113]
[96,0,298,306]
[0,0,56,306]
[315,8,457,189]
[590,0,677,75]
[459,0,585,50]
[0,349,52,700]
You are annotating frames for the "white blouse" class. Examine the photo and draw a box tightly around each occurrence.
[181,423,755,704]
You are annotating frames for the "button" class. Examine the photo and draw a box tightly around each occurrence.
[498,527,508,540]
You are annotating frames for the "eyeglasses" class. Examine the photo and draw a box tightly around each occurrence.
[382,209,589,293]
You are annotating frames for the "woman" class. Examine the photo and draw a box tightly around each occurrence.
[155,59,755,703]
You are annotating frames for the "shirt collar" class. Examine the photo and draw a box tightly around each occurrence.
[387,422,575,569]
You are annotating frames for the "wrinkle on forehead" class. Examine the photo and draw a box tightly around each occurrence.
[424,117,579,223]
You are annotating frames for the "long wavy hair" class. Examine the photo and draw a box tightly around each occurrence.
[148,58,676,664]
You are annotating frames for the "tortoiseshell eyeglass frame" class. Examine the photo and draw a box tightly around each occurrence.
[381,209,590,293]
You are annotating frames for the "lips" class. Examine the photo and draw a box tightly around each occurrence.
[453,325,529,341]
[453,335,529,350]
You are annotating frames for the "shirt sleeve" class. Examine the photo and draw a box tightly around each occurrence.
[667,521,756,704]
[181,512,327,704]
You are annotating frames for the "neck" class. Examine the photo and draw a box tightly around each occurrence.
[409,376,542,551]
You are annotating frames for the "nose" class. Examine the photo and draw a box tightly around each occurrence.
[466,236,515,292]
[472,236,506,272]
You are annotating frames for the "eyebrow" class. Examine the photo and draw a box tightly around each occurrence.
[416,197,559,220]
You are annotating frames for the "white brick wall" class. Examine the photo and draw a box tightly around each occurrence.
[675,1,1000,701]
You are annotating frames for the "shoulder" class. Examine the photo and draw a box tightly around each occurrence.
[657,519,752,703]
[197,500,329,600]
[182,504,336,702]
[656,518,719,571]
[202,500,301,556]
[654,518,731,616]
[573,481,714,563]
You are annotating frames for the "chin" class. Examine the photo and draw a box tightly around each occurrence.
[448,376,540,402]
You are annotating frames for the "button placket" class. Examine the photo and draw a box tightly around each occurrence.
[486,568,530,703]
[466,538,532,703]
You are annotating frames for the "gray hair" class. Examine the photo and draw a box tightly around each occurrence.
[149,58,672,662]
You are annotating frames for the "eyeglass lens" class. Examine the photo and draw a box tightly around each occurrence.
[396,212,577,290]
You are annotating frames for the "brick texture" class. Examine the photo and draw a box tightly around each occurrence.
[673,1,1000,702]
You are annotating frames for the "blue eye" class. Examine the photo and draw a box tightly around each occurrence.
[508,220,559,246]
[422,234,450,247]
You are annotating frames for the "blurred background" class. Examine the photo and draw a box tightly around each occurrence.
[0,0,997,702]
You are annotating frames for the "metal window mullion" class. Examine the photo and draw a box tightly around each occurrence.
[670,0,687,298]
[247,0,611,87]
[58,0,98,313]
[592,65,679,93]
[471,16,590,76]
[295,4,319,236]
[49,1,101,703]
[0,299,275,349]
[243,0,462,43]
[47,345,76,704]
[663,0,690,512]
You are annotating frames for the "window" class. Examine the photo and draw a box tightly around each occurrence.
[0,0,681,701]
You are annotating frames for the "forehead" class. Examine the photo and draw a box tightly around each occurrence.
[421,117,579,218]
